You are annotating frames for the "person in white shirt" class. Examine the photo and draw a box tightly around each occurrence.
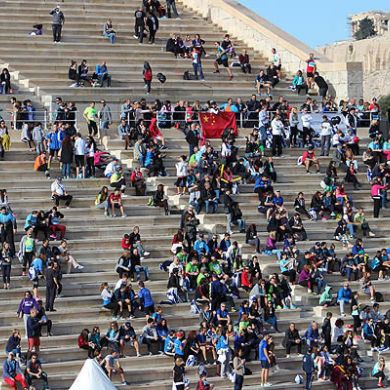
[271,48,281,76]
[74,133,86,178]
[51,177,72,207]
[301,109,313,146]
[104,159,119,178]
[175,155,189,195]
[320,116,332,156]
[271,113,284,156]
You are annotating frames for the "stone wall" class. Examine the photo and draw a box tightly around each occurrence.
[179,0,363,99]
[318,35,390,99]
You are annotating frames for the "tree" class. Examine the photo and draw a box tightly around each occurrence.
[354,17,377,40]
[379,95,390,118]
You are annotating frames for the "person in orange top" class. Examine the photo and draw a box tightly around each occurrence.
[301,146,320,174]
[33,151,50,178]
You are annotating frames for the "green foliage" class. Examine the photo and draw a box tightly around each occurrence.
[354,17,377,40]
[379,95,390,114]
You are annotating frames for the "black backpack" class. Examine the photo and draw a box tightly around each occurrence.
[156,72,166,83]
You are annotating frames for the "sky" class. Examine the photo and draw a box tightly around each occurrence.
[239,1,389,48]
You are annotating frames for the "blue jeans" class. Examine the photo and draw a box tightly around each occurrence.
[205,200,217,214]
[192,63,204,80]
[347,223,355,237]
[62,163,71,177]
[104,32,116,44]
[135,265,149,280]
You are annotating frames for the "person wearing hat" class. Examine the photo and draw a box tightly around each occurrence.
[301,146,320,174]
[2,351,28,389]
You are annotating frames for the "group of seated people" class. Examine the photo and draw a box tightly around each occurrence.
[68,59,111,87]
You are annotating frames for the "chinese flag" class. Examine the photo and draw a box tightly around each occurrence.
[199,112,237,139]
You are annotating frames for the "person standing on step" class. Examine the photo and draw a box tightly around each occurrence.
[83,102,98,137]
[98,100,112,149]
[134,7,146,43]
[74,132,86,179]
[302,347,315,390]
[192,47,204,81]
[0,206,17,257]
[45,261,59,312]
[49,4,65,43]
[146,12,159,44]
[143,62,153,94]
[213,41,233,80]
[166,0,179,18]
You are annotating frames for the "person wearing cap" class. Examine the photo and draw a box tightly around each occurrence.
[2,351,28,389]
[119,321,141,357]
[301,146,320,174]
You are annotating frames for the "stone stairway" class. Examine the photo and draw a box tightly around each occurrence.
[0,0,302,119]
[0,124,387,389]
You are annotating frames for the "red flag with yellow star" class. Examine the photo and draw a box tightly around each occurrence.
[199,112,237,139]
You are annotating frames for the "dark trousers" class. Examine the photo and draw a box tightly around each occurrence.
[1,264,11,283]
[45,285,57,311]
[290,125,298,146]
[305,372,313,390]
[144,79,151,93]
[234,374,244,390]
[135,23,145,43]
[26,371,49,388]
[149,29,156,43]
[87,121,98,136]
[104,301,120,316]
[23,252,34,273]
[53,194,73,207]
[373,197,381,218]
[272,134,282,156]
[52,24,62,42]
[286,340,302,354]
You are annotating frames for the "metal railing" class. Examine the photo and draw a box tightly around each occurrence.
[0,108,382,132]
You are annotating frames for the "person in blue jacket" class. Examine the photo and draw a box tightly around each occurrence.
[2,351,28,389]
[363,318,377,350]
[302,347,315,390]
[95,61,111,87]
[337,282,352,316]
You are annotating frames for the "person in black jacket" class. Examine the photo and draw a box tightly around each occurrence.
[146,12,159,44]
[284,322,302,357]
[45,262,59,312]
[134,8,146,43]
[184,123,200,155]
[321,312,332,349]
[173,358,186,390]
[314,72,328,103]
[27,309,41,357]
[153,184,169,215]
[0,68,11,94]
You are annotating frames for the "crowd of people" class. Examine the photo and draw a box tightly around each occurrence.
[1,1,390,389]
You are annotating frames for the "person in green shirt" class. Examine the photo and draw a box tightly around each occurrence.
[208,257,222,275]
[83,101,98,136]
[185,258,199,289]
[353,208,375,237]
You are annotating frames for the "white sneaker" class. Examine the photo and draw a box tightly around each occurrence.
[144,251,150,257]
[286,354,290,358]
[264,383,272,387]
[76,265,84,270]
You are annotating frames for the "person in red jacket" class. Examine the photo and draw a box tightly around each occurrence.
[148,115,166,148]
[196,372,214,390]
[301,146,320,174]
[143,61,152,94]
[121,234,131,251]
[240,266,253,292]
